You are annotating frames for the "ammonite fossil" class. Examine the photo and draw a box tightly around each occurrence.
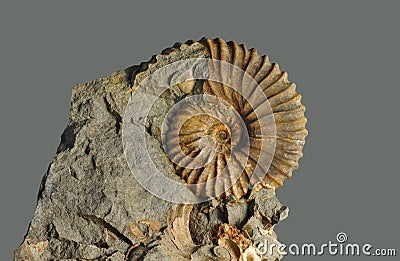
[126,37,307,201]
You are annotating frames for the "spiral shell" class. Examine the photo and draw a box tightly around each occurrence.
[198,38,308,191]
[129,37,307,200]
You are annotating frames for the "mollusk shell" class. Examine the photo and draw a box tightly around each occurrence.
[134,38,307,200]
[160,204,198,259]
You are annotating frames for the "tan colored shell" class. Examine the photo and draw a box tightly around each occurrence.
[160,204,198,260]
[218,238,242,261]
[240,245,262,261]
[160,38,307,199]
[130,37,307,200]
[214,223,262,261]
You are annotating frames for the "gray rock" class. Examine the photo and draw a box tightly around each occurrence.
[15,71,176,260]
[15,43,290,260]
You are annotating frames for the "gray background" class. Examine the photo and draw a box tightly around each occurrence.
[1,1,399,260]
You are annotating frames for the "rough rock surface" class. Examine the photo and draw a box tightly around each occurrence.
[15,43,291,260]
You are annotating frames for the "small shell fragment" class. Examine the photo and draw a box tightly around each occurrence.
[160,204,198,260]
[127,223,146,240]
[138,220,161,232]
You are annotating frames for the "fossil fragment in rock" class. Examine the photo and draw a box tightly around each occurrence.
[212,223,263,261]
[160,204,199,260]
[125,37,307,201]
